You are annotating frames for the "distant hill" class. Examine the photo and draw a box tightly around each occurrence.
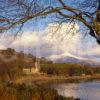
[56,57,100,66]
[47,54,100,67]
[0,48,53,67]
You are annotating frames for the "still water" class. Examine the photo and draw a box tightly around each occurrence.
[50,81,100,100]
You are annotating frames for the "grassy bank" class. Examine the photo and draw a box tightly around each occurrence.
[0,82,77,100]
[14,73,100,85]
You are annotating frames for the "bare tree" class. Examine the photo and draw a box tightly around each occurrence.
[0,0,100,44]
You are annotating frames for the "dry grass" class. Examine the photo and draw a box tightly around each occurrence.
[0,82,75,100]
[13,73,100,85]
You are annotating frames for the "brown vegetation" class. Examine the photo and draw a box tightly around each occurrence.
[0,83,75,100]
[0,48,52,81]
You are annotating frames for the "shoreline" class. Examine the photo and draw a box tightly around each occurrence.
[14,74,100,85]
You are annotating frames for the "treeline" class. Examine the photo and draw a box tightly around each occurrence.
[40,63,100,76]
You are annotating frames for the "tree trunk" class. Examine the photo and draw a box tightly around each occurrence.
[95,0,100,37]
[97,0,100,21]
[92,0,100,44]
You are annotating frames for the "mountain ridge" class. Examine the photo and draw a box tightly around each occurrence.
[47,53,100,67]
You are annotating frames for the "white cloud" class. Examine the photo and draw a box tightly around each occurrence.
[10,32,39,47]
[0,22,100,62]
[42,23,80,54]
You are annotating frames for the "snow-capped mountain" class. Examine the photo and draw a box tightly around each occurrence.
[47,52,100,66]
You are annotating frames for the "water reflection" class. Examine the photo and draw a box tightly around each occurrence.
[50,81,100,100]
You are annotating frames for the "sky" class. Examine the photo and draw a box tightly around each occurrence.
[0,0,99,63]
[0,22,100,63]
